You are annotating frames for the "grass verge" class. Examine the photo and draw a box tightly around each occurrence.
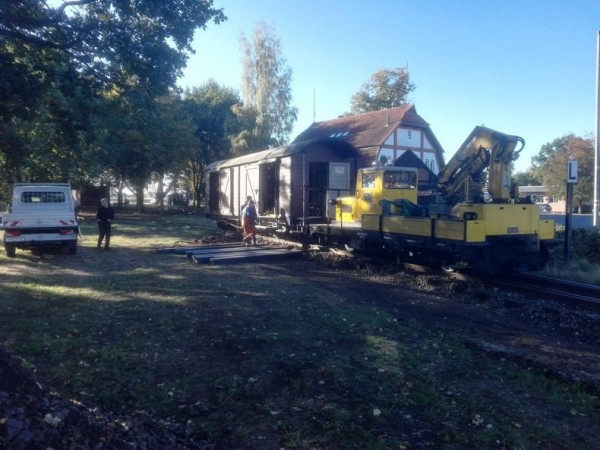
[1,213,599,449]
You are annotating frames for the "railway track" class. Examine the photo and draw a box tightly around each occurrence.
[266,232,600,311]
[491,272,600,311]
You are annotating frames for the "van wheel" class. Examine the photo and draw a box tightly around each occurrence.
[5,244,16,258]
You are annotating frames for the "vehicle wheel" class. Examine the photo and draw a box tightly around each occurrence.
[5,244,16,258]
[67,241,77,255]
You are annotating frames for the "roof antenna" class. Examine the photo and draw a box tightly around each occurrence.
[313,87,316,123]
[386,114,390,126]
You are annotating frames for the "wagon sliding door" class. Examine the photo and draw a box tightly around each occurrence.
[208,171,220,213]
[307,162,328,217]
[258,161,278,215]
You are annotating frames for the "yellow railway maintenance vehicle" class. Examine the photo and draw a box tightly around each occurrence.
[311,126,556,273]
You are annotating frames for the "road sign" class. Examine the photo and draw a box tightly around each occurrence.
[567,160,578,184]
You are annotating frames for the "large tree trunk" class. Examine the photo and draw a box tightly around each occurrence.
[135,184,145,213]
[116,179,124,208]
[156,176,165,215]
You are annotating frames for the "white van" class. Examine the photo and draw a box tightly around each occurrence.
[2,183,79,257]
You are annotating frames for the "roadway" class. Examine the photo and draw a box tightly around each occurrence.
[541,213,599,229]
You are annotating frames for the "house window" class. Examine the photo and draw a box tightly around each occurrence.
[329,130,350,138]
[378,148,394,165]
[407,130,412,139]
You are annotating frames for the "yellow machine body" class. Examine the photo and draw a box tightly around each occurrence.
[367,203,554,242]
[319,126,557,272]
[336,167,418,223]
[448,204,555,239]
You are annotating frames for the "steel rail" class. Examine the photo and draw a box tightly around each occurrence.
[492,273,600,311]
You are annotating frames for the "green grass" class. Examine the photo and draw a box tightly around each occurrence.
[1,212,599,449]
[541,259,600,285]
[542,226,600,284]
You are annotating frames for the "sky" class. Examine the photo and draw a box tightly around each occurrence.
[177,0,600,172]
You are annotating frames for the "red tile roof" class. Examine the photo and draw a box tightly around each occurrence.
[293,104,431,149]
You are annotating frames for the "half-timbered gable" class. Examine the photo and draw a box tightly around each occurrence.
[293,104,445,172]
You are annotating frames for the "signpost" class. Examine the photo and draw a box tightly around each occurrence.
[565,160,578,261]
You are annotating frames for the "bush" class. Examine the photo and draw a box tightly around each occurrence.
[571,228,600,264]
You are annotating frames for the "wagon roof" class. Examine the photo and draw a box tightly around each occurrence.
[292,104,434,148]
[205,138,358,171]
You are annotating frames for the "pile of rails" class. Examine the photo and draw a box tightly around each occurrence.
[157,242,303,265]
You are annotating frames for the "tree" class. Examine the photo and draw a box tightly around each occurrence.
[239,22,298,148]
[531,134,595,209]
[90,84,197,212]
[0,38,95,184]
[0,0,225,94]
[513,170,542,187]
[1,0,225,194]
[183,81,244,206]
[350,68,415,113]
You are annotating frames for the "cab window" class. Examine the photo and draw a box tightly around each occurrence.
[384,171,416,189]
[361,173,376,189]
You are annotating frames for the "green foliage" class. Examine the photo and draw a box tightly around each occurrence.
[530,134,594,204]
[90,86,199,210]
[544,227,600,284]
[0,0,225,195]
[513,170,542,187]
[0,39,95,184]
[350,67,415,113]
[1,0,225,94]
[239,22,298,148]
[183,81,244,205]
[571,228,600,264]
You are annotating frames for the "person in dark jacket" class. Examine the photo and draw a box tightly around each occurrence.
[96,197,115,250]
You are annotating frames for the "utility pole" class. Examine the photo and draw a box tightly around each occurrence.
[313,87,316,123]
[594,30,600,228]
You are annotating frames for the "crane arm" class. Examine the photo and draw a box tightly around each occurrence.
[437,126,525,203]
